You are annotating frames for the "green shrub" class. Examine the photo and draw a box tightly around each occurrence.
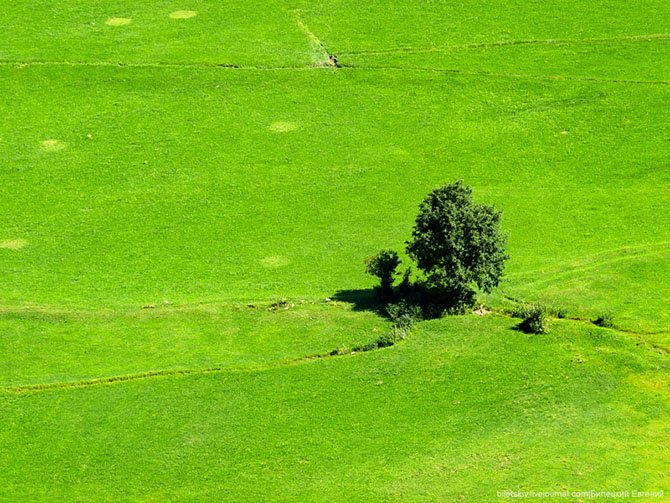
[594,311,615,328]
[552,306,568,319]
[376,332,398,348]
[364,249,401,302]
[510,302,531,319]
[519,303,550,334]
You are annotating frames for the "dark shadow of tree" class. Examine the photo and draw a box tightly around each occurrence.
[331,288,383,314]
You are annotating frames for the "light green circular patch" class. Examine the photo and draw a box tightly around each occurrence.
[268,122,298,133]
[260,256,289,267]
[0,239,27,250]
[105,17,132,26]
[170,10,197,19]
[40,139,66,152]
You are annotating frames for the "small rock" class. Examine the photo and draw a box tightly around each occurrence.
[325,298,332,302]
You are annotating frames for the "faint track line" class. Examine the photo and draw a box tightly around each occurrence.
[2,60,667,86]
[338,33,670,56]
[3,307,666,395]
[0,59,321,70]
[1,352,338,395]
[294,11,337,67]
[338,64,670,86]
[504,242,670,283]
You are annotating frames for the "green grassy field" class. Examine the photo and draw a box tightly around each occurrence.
[1,1,668,501]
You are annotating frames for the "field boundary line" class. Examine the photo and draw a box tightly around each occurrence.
[0,60,327,70]
[3,60,667,85]
[338,64,670,86]
[338,33,670,56]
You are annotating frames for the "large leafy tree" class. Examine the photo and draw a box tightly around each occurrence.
[406,180,508,307]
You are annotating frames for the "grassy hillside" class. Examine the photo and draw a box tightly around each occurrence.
[0,0,668,500]
[2,317,668,501]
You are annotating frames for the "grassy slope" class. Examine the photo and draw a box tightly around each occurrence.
[298,0,670,53]
[0,0,318,67]
[1,65,668,332]
[0,301,386,387]
[1,0,669,500]
[341,38,670,83]
[1,317,668,502]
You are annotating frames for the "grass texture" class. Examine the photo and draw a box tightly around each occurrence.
[0,0,668,500]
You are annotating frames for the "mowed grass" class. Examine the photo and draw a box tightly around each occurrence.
[1,317,669,501]
[1,0,669,500]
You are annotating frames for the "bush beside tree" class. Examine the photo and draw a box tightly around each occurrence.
[364,180,509,318]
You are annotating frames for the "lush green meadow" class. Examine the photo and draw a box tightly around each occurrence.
[1,0,668,501]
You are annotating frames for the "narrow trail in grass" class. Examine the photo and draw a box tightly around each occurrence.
[504,242,670,280]
[337,32,670,56]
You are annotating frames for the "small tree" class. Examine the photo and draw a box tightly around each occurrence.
[406,180,508,310]
[364,249,400,302]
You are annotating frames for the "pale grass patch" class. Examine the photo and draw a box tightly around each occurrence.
[40,139,66,152]
[268,122,298,133]
[170,10,197,19]
[261,256,289,267]
[105,17,131,26]
[0,239,27,250]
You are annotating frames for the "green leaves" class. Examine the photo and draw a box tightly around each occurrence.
[406,180,508,303]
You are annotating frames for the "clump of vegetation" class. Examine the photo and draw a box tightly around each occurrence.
[594,311,615,328]
[551,305,568,319]
[363,181,509,319]
[405,180,508,312]
[518,303,550,334]
[386,300,422,336]
[364,249,401,302]
[268,297,293,311]
[510,302,532,319]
